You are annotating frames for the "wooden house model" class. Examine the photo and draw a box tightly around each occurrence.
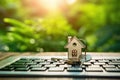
[65,36,86,62]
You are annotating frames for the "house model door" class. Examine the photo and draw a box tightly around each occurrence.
[72,49,77,57]
[68,47,82,61]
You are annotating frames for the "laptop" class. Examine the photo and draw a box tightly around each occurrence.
[0,53,120,78]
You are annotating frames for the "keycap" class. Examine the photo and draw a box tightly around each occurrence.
[16,60,31,63]
[83,62,91,66]
[12,62,25,65]
[53,62,64,65]
[88,65,100,67]
[13,65,28,68]
[5,65,13,68]
[39,62,50,65]
[34,59,45,62]
[48,67,64,72]
[0,67,12,71]
[109,63,120,65]
[82,65,86,69]
[51,58,63,62]
[15,68,28,71]
[105,68,120,72]
[94,62,106,65]
[89,60,96,63]
[112,61,120,63]
[29,58,40,60]
[118,65,120,68]
[103,65,115,68]
[25,63,37,65]
[86,67,103,72]
[59,64,72,68]
[111,59,118,62]
[98,59,109,63]
[20,58,28,60]
[67,67,82,72]
[30,65,42,68]
[31,67,46,71]
[117,59,120,61]
[44,64,56,68]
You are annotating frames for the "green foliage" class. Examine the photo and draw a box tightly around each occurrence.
[0,17,76,52]
[70,0,120,52]
[92,25,120,52]
[0,0,120,52]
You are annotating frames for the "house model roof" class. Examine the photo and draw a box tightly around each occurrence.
[65,36,86,48]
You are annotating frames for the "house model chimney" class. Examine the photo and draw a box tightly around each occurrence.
[68,36,72,43]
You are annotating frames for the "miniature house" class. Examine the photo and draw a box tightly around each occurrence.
[65,36,86,62]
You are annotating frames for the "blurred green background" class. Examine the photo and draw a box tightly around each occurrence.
[0,0,120,52]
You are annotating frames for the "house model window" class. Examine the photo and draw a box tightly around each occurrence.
[73,43,77,46]
[65,36,86,62]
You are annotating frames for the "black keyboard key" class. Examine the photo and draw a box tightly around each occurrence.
[12,62,25,65]
[48,67,64,72]
[20,58,28,60]
[13,65,28,68]
[15,68,28,71]
[86,67,103,72]
[26,63,37,65]
[5,65,13,68]
[16,60,31,63]
[67,67,82,72]
[0,67,12,71]
[31,67,46,71]
[30,58,41,60]
[105,68,120,72]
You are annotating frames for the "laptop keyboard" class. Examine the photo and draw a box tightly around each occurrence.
[0,57,120,78]
[0,57,120,77]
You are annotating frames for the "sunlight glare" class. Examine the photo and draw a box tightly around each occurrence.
[39,0,59,11]
[66,0,76,5]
